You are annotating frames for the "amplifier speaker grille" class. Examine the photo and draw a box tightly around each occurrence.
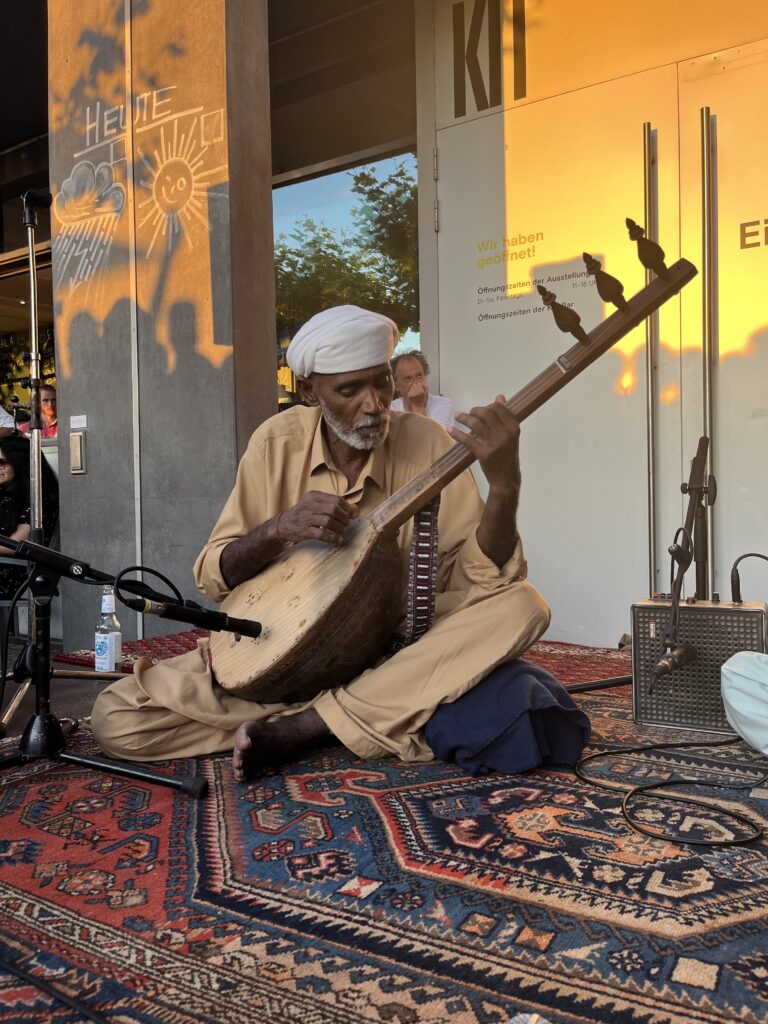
[632,600,767,733]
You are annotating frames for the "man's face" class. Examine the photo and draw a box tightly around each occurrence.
[394,356,428,401]
[302,364,394,451]
[40,390,57,424]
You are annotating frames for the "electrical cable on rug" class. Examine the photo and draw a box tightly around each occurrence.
[575,737,767,846]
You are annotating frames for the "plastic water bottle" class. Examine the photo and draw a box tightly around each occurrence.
[95,585,122,673]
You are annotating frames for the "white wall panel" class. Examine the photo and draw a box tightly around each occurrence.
[423,1,768,644]
[435,67,682,644]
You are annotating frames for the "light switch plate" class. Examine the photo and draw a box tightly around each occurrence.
[70,431,86,474]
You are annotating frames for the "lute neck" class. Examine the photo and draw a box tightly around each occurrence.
[370,258,697,534]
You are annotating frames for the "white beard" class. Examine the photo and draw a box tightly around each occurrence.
[318,398,390,451]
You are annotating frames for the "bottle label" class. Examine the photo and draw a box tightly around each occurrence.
[95,631,121,672]
[101,593,116,614]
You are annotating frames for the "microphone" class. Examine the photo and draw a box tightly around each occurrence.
[120,595,262,640]
[652,642,697,685]
[23,188,53,209]
[0,535,92,579]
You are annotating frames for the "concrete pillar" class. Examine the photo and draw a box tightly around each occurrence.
[47,0,276,647]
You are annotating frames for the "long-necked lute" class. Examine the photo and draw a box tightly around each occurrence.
[210,258,697,701]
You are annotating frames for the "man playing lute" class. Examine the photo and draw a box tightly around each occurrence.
[92,305,555,780]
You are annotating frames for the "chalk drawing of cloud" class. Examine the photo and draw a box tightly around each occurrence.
[55,160,125,224]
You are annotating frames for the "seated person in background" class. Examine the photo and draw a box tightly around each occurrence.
[390,351,454,430]
[0,434,59,599]
[20,385,58,439]
[91,304,552,781]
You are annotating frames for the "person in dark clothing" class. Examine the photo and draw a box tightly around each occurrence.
[0,434,58,600]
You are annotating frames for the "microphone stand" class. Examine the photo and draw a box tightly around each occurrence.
[574,437,717,696]
[0,536,262,793]
[22,189,51,551]
[686,440,717,601]
[0,539,208,797]
[669,435,717,604]
[649,435,717,690]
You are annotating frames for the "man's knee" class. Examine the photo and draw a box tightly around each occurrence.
[91,683,130,756]
[90,680,158,760]
[510,579,551,641]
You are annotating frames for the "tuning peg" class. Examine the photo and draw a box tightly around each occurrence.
[583,253,629,312]
[626,218,668,277]
[537,285,590,345]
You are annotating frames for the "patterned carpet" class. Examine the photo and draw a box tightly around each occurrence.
[1,683,767,1023]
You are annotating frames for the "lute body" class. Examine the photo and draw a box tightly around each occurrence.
[210,258,698,702]
[210,518,404,701]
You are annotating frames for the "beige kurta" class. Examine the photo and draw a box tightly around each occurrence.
[91,406,550,762]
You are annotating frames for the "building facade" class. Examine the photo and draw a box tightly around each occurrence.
[1,0,766,648]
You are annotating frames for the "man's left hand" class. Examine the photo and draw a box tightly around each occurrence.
[450,395,521,569]
[450,395,521,495]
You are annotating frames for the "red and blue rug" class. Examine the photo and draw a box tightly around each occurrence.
[1,683,767,1021]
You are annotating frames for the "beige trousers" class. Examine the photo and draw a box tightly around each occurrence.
[91,577,550,763]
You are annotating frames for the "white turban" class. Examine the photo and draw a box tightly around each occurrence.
[286,305,398,377]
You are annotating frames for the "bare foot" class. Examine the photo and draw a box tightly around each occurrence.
[232,708,331,782]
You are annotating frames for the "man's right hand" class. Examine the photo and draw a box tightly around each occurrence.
[275,491,359,546]
[405,380,427,400]
[404,381,428,413]
[220,493,360,590]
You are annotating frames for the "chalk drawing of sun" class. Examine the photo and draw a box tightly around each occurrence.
[137,117,225,257]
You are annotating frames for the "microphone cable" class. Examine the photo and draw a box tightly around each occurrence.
[730,551,768,603]
[647,525,694,694]
[575,737,766,846]
[665,524,694,635]
[113,564,184,609]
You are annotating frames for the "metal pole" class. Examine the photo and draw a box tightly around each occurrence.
[25,223,43,544]
[643,122,658,596]
[124,0,144,639]
[700,106,715,598]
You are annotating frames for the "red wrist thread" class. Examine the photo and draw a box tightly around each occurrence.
[274,511,285,543]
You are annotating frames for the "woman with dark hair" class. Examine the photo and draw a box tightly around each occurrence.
[0,434,59,600]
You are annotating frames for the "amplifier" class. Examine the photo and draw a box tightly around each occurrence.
[631,598,768,733]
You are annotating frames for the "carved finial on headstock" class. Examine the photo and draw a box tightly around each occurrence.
[537,285,590,345]
[626,218,668,278]
[583,253,629,312]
